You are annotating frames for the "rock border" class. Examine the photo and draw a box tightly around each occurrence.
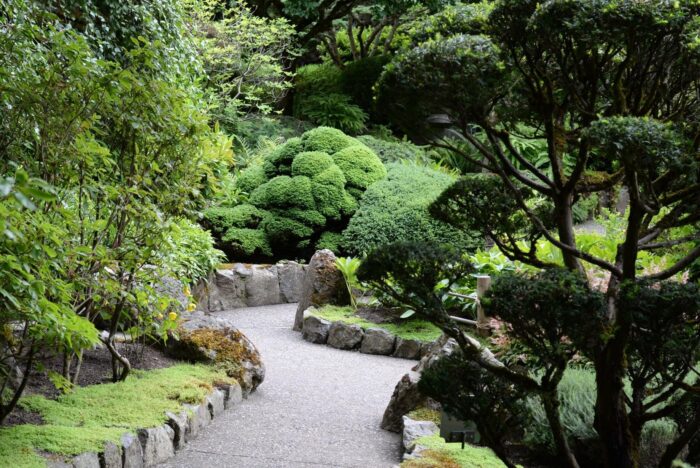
[46,381,245,468]
[300,308,439,360]
[400,415,440,462]
[198,261,307,312]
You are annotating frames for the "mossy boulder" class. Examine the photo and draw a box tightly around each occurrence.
[166,312,265,394]
[212,127,386,260]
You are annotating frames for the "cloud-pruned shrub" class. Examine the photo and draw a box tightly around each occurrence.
[341,163,480,255]
[207,127,386,260]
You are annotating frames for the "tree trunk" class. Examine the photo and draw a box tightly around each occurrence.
[594,330,638,467]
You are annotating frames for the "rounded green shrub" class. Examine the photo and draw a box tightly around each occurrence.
[342,163,479,255]
[222,227,272,257]
[211,127,386,260]
[249,175,315,210]
[301,126,356,154]
[316,231,344,252]
[291,151,335,178]
[332,145,387,195]
[236,163,268,193]
[263,137,304,177]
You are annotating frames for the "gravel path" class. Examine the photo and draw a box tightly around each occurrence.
[160,303,415,468]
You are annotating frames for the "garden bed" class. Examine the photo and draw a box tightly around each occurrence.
[301,305,442,359]
[0,364,242,467]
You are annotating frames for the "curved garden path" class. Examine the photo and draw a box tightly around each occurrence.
[160,303,415,468]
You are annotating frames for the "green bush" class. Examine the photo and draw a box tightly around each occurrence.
[202,205,267,236]
[159,218,225,285]
[213,127,386,260]
[357,135,432,164]
[293,63,367,134]
[340,55,390,116]
[236,164,268,193]
[222,227,272,257]
[342,163,479,255]
[525,368,678,465]
[300,126,357,154]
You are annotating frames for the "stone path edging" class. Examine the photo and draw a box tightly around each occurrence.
[47,382,244,468]
[400,415,440,463]
[300,308,436,360]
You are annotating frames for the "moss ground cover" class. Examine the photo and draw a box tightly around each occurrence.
[310,305,442,342]
[0,364,233,467]
[401,434,506,468]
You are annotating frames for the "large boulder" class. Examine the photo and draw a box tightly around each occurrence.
[382,336,457,432]
[207,270,247,311]
[165,312,265,394]
[327,322,364,350]
[198,262,307,311]
[293,250,350,331]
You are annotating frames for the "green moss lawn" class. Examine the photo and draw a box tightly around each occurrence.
[0,364,233,468]
[401,434,507,468]
[310,305,442,342]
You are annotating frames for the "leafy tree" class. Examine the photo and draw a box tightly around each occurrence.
[187,0,298,124]
[1,0,231,392]
[369,1,700,466]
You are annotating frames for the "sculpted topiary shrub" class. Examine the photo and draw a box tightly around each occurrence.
[212,127,386,260]
[341,163,480,255]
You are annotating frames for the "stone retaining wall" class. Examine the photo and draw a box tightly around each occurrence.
[197,261,307,312]
[300,308,438,360]
[46,382,244,468]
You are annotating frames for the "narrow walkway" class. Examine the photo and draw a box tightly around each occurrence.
[161,303,414,468]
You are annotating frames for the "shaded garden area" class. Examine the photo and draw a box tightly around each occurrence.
[2,0,700,467]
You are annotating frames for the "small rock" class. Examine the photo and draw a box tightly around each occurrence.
[207,389,225,418]
[302,314,331,344]
[100,441,122,468]
[327,322,364,350]
[165,411,188,450]
[224,382,243,409]
[71,452,99,468]
[293,250,350,331]
[184,402,211,442]
[393,337,423,360]
[138,425,175,466]
[277,261,307,303]
[402,416,439,451]
[121,433,144,468]
[360,328,396,355]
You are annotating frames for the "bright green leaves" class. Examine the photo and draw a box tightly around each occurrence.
[217,127,385,258]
